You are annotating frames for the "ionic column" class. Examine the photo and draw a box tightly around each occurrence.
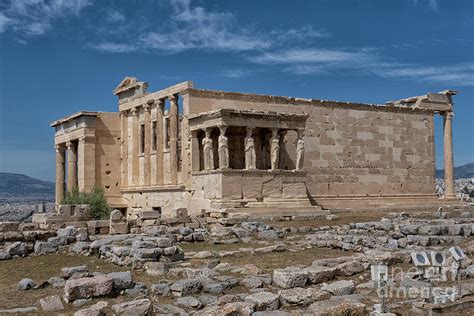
[155,99,165,185]
[443,111,455,199]
[55,144,66,205]
[218,126,229,169]
[120,110,128,187]
[169,94,179,184]
[66,141,78,192]
[131,107,139,186]
[270,128,280,170]
[144,104,151,186]
[191,130,201,171]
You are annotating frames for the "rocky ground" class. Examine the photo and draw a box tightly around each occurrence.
[1,207,474,315]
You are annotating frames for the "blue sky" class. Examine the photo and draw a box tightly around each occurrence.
[0,0,473,181]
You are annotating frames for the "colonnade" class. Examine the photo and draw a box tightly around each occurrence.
[120,94,180,188]
[192,126,305,172]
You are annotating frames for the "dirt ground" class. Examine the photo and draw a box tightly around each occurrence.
[0,252,161,310]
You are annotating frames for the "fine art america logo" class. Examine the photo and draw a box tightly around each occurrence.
[370,246,468,313]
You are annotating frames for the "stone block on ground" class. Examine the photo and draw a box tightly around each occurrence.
[17,278,36,291]
[63,275,113,302]
[320,280,355,296]
[245,291,280,311]
[272,268,308,288]
[278,287,331,307]
[61,265,89,279]
[39,295,64,312]
[111,299,151,316]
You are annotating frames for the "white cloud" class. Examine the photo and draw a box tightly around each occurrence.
[222,69,253,78]
[0,12,11,32]
[105,9,124,23]
[90,42,136,53]
[251,47,474,86]
[91,0,327,54]
[0,0,90,35]
[251,48,374,64]
[376,63,474,86]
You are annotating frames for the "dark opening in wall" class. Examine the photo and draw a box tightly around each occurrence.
[140,123,145,154]
[152,121,157,151]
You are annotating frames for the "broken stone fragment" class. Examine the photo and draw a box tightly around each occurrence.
[272,268,308,289]
[111,298,151,316]
[63,275,113,302]
[39,295,64,312]
[320,280,355,296]
[61,265,89,279]
[245,291,280,311]
[17,278,36,291]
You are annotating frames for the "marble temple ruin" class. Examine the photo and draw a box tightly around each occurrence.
[50,77,459,218]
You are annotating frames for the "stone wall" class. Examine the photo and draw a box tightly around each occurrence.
[186,90,436,200]
[95,113,122,205]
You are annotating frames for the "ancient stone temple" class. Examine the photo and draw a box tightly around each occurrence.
[51,77,458,216]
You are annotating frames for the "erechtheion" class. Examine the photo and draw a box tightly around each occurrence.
[51,77,458,217]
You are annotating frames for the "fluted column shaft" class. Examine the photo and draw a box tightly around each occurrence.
[156,99,165,185]
[443,111,455,199]
[120,111,128,187]
[55,144,66,205]
[169,95,179,184]
[144,104,151,186]
[66,141,77,192]
[131,108,139,186]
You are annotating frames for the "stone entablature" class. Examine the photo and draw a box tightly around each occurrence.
[189,109,308,131]
[51,77,459,216]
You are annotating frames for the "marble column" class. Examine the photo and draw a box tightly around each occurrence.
[155,99,165,185]
[66,141,78,192]
[120,110,128,187]
[218,126,229,169]
[443,111,455,199]
[77,136,95,192]
[191,130,201,171]
[55,144,66,205]
[244,127,256,170]
[144,104,151,186]
[131,107,139,186]
[169,95,179,184]
[270,128,280,170]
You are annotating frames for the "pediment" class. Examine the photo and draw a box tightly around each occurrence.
[113,77,148,95]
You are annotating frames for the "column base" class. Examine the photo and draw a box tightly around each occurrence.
[442,194,457,200]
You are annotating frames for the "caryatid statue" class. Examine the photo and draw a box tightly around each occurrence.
[296,130,305,170]
[244,127,256,170]
[270,129,280,170]
[202,128,214,170]
[218,126,229,169]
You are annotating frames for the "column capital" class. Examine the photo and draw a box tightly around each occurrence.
[131,107,139,116]
[168,94,178,102]
[120,109,129,115]
[219,125,228,135]
[143,103,151,112]
[245,127,254,137]
[444,111,455,119]
[55,144,65,152]
[66,141,74,149]
[204,127,212,137]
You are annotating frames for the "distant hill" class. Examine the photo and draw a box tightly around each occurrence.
[0,172,55,197]
[436,163,474,179]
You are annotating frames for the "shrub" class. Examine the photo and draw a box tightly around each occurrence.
[62,187,110,220]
